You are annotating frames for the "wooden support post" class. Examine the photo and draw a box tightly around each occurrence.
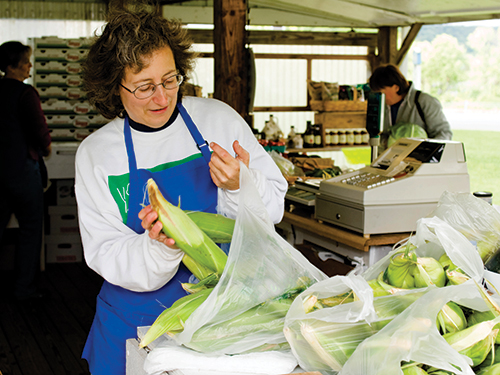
[372,23,422,72]
[376,26,398,67]
[213,0,249,123]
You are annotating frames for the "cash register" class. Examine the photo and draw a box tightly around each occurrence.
[315,138,470,235]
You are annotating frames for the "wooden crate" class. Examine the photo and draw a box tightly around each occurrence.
[315,111,366,130]
[311,100,367,112]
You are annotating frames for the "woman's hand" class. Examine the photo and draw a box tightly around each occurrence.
[138,205,177,247]
[209,140,250,190]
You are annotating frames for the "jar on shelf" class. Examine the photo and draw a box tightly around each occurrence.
[324,130,331,146]
[354,130,362,145]
[346,129,354,145]
[361,129,370,144]
[338,130,346,145]
[331,130,339,145]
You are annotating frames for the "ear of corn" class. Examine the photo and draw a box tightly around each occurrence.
[439,253,458,271]
[182,253,213,281]
[413,257,446,288]
[185,211,235,243]
[443,316,500,366]
[147,178,227,276]
[436,302,467,335]
[476,362,500,375]
[446,269,470,286]
[181,273,219,294]
[402,363,429,375]
[184,280,312,353]
[139,288,213,348]
[385,245,418,288]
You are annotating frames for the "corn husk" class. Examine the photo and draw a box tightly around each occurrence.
[385,247,418,288]
[140,288,212,348]
[185,211,235,243]
[147,178,227,276]
[402,364,429,375]
[436,301,467,335]
[413,257,446,288]
[446,269,470,286]
[476,362,500,375]
[443,317,500,367]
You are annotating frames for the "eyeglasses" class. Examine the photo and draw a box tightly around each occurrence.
[120,73,184,99]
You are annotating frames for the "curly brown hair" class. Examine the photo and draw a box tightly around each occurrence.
[82,3,197,119]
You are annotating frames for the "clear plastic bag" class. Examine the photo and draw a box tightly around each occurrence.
[173,162,328,355]
[284,274,428,374]
[428,191,500,265]
[269,150,304,178]
[283,216,485,374]
[339,281,494,375]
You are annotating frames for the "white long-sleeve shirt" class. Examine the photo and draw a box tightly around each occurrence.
[75,96,287,292]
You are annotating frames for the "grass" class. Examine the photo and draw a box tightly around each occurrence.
[453,130,500,205]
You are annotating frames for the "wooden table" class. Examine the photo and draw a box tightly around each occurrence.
[277,211,411,269]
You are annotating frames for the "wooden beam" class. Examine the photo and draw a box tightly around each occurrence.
[213,0,249,121]
[395,23,423,66]
[376,26,398,67]
[187,28,378,47]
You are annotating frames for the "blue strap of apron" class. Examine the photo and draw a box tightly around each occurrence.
[177,102,212,163]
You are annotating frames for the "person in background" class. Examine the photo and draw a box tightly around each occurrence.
[369,63,453,149]
[75,3,287,374]
[0,41,52,301]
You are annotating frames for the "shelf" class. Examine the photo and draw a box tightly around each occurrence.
[286,145,370,153]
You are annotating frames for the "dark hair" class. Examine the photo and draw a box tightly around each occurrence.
[369,64,410,95]
[0,41,31,75]
[82,3,197,119]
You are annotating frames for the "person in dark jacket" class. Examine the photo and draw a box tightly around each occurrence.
[0,41,52,301]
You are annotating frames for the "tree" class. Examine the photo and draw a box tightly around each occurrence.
[420,34,468,101]
[467,27,500,102]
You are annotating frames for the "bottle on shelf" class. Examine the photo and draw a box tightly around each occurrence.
[287,126,296,148]
[314,124,322,147]
[303,121,315,148]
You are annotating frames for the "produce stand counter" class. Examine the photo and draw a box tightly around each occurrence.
[276,210,411,270]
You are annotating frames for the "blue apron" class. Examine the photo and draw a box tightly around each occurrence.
[82,103,217,375]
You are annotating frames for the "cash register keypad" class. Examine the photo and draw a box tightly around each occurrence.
[341,173,395,189]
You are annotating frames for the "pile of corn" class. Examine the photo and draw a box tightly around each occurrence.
[141,180,500,374]
[284,240,500,375]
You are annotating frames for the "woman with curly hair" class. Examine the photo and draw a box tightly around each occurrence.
[76,3,287,374]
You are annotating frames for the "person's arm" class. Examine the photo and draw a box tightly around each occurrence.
[19,86,52,155]
[419,94,453,140]
[75,138,184,292]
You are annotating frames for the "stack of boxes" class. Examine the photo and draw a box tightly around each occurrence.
[27,36,109,264]
[46,180,82,263]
